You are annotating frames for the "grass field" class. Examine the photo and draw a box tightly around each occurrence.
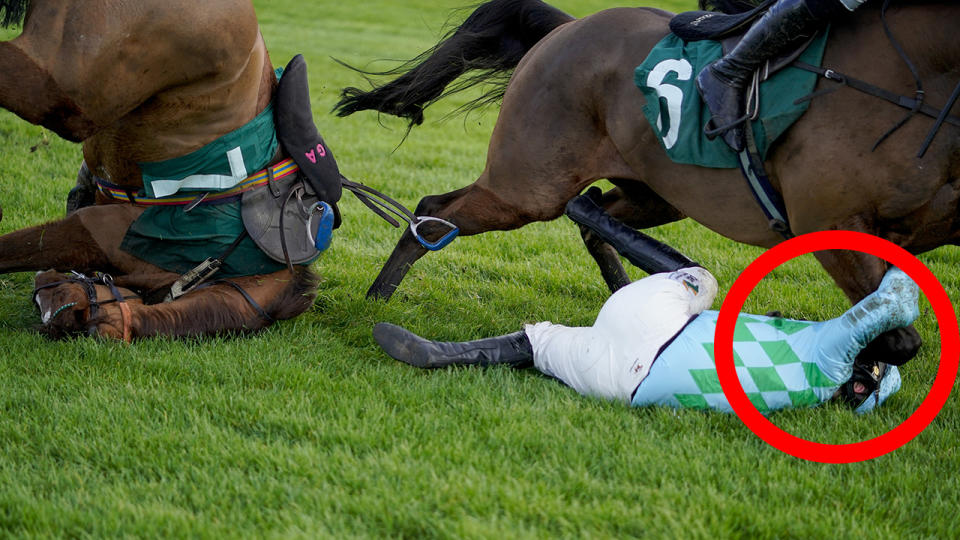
[1,0,958,537]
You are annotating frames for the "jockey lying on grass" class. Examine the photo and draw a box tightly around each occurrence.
[375,251,915,415]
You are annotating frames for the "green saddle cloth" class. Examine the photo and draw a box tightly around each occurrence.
[120,67,314,277]
[120,201,289,278]
[634,31,829,168]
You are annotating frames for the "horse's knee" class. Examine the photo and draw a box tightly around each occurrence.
[414,187,470,217]
[858,326,922,367]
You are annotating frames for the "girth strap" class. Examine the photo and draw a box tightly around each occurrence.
[737,119,793,239]
[96,159,299,207]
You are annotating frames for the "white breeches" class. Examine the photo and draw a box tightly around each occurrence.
[526,268,718,403]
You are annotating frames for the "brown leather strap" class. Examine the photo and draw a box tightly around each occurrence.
[118,300,133,343]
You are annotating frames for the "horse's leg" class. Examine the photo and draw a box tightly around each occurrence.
[368,46,652,300]
[812,223,922,367]
[0,205,160,276]
[367,183,543,300]
[66,161,97,215]
[577,183,686,293]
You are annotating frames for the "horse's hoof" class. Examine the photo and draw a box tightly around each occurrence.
[857,326,922,367]
[366,277,400,302]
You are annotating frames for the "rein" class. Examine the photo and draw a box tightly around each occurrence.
[33,271,138,343]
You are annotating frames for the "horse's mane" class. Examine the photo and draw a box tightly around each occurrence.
[699,0,763,14]
[0,0,28,28]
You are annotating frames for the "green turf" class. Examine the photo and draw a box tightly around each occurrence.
[1,0,958,537]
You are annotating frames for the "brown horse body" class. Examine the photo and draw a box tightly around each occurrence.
[338,0,960,364]
[0,0,318,339]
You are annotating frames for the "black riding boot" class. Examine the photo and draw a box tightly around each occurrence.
[695,0,837,151]
[373,322,534,369]
[565,190,699,274]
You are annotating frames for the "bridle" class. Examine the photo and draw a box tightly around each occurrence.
[33,271,139,343]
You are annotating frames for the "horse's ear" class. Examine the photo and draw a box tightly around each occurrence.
[274,54,343,206]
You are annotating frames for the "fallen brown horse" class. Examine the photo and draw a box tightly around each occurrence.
[0,0,322,339]
[336,0,960,365]
[3,205,318,340]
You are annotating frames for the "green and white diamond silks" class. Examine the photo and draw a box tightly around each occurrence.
[632,312,833,412]
[632,268,919,413]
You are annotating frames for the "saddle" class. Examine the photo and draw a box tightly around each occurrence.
[242,54,342,266]
[670,1,815,79]
[636,5,824,238]
[669,0,776,42]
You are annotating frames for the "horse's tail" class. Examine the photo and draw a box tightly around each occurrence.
[333,0,574,127]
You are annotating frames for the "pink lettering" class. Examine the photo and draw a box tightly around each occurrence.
[317,143,327,158]
[305,149,317,163]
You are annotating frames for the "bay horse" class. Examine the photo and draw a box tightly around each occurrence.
[0,0,319,339]
[335,0,960,366]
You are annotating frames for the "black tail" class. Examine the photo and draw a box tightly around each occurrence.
[333,0,574,127]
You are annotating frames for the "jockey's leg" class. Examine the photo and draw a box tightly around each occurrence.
[695,0,862,151]
[632,267,916,413]
[528,268,716,403]
[374,225,716,384]
[565,190,698,275]
[376,267,718,404]
[373,323,534,369]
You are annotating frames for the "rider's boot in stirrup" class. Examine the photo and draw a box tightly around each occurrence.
[373,323,534,369]
[695,0,835,151]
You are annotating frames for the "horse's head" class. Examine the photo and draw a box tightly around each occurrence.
[33,270,95,338]
[33,269,143,340]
